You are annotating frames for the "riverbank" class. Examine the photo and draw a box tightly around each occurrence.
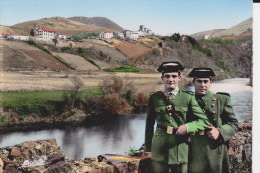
[0,78,252,132]
[0,122,252,173]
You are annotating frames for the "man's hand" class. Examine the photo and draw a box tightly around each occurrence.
[207,126,220,140]
[176,124,187,136]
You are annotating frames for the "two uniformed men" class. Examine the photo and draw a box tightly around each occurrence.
[145,62,211,173]
[188,68,238,173]
[145,62,238,173]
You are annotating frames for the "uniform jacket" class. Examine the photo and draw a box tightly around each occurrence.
[192,91,238,173]
[145,90,210,165]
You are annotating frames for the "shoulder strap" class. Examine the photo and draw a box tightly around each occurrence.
[160,92,182,126]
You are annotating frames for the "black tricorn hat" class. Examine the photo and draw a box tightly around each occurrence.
[188,68,216,78]
[157,61,185,73]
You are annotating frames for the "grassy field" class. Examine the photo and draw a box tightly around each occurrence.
[1,88,104,116]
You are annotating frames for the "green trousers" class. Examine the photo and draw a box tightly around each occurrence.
[152,161,188,173]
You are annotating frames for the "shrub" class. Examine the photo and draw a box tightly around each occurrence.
[61,47,70,51]
[1,116,10,126]
[215,59,236,77]
[187,36,212,57]
[104,66,140,72]
[98,94,133,115]
[172,33,181,42]
[102,76,124,94]
[73,33,99,40]
[122,90,135,107]
[135,93,148,106]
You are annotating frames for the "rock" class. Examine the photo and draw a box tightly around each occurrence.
[3,164,19,173]
[98,154,151,173]
[10,147,22,158]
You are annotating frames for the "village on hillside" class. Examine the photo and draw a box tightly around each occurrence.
[0,24,210,43]
[0,24,160,42]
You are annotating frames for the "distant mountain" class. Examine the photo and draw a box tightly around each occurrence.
[68,16,124,32]
[190,29,224,39]
[190,17,252,39]
[10,17,116,36]
[210,17,252,38]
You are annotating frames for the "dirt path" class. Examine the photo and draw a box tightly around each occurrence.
[210,78,252,93]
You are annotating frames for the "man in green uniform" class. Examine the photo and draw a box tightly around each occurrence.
[188,68,238,173]
[145,62,210,173]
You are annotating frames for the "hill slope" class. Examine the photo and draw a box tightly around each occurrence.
[68,16,124,32]
[211,18,252,38]
[11,17,116,36]
[191,17,252,39]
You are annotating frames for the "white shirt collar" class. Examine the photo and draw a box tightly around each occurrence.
[164,86,179,97]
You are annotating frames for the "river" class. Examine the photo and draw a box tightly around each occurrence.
[0,78,252,160]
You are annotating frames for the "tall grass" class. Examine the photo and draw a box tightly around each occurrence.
[1,88,104,116]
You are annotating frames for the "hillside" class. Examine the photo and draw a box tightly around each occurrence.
[68,16,124,32]
[210,18,252,38]
[11,17,116,36]
[191,17,252,39]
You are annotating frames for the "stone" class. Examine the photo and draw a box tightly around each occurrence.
[47,139,58,146]
[98,154,151,173]
[3,164,19,173]
[25,141,38,147]
[10,147,22,158]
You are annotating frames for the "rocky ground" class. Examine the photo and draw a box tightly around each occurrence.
[0,122,252,173]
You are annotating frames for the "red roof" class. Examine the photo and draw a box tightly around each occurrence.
[0,31,13,35]
[200,33,208,36]
[40,28,56,32]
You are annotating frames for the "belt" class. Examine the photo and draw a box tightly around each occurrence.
[156,124,177,134]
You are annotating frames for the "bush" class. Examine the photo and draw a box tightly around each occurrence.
[187,36,212,57]
[215,59,237,77]
[135,93,148,106]
[122,90,135,107]
[98,94,133,115]
[201,38,236,45]
[61,47,70,51]
[104,66,140,72]
[73,33,99,40]
[172,33,181,42]
[1,116,10,126]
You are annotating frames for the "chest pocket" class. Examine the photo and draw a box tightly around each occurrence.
[155,106,167,122]
[174,106,188,123]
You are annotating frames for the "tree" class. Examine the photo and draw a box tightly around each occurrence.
[172,33,181,42]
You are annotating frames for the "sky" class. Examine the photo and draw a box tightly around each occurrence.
[0,0,253,36]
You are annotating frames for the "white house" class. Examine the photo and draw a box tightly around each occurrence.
[58,33,66,40]
[129,33,139,41]
[12,35,32,41]
[99,31,113,39]
[114,32,124,39]
[198,34,209,40]
[37,28,56,41]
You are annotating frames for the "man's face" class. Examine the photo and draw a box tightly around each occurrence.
[193,78,212,95]
[161,72,181,91]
